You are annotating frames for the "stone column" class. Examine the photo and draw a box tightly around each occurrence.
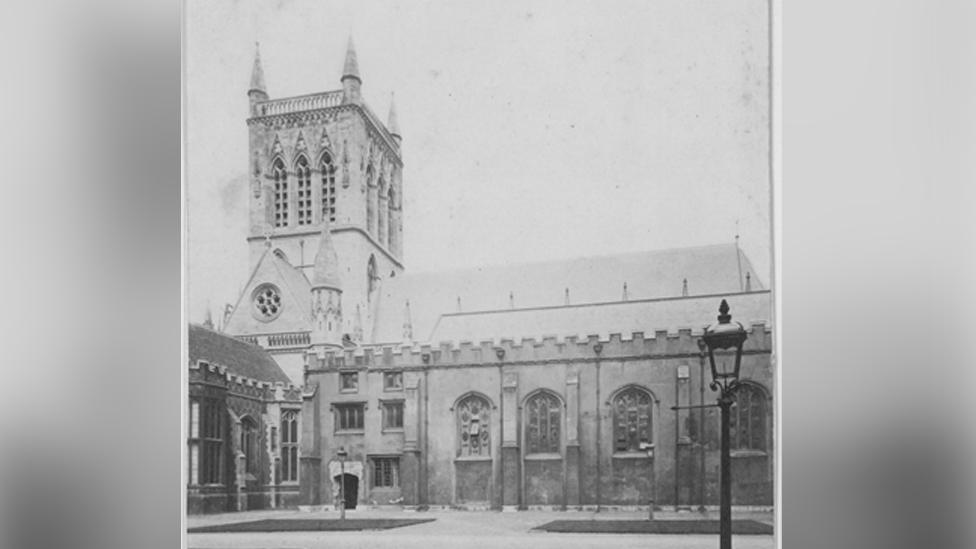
[565,369,581,508]
[501,370,520,511]
[401,377,421,507]
[299,383,322,505]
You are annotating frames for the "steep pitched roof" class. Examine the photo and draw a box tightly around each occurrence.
[428,291,771,345]
[223,246,313,335]
[371,243,765,344]
[188,324,291,384]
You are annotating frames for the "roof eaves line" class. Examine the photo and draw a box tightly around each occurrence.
[225,246,274,332]
[437,289,772,318]
[190,358,299,390]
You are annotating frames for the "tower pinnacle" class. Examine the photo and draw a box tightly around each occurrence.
[340,36,362,104]
[341,36,361,83]
[249,42,267,95]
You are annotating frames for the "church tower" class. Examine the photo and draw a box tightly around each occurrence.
[237,39,403,340]
[224,40,405,382]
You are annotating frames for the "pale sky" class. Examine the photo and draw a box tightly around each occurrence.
[186,0,771,325]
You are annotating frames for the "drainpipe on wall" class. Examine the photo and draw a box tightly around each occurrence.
[698,339,707,512]
[594,342,603,513]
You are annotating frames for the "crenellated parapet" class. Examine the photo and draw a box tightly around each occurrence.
[189,359,303,402]
[304,323,772,373]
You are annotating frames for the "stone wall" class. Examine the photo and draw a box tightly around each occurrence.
[302,323,774,509]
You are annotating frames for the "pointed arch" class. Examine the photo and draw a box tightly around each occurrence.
[387,184,396,251]
[365,162,376,235]
[607,385,655,453]
[270,156,288,227]
[377,174,387,246]
[239,415,260,476]
[522,389,563,455]
[453,392,494,458]
[318,149,336,223]
[730,380,770,452]
[294,154,312,226]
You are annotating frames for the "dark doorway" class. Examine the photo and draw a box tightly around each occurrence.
[335,473,359,509]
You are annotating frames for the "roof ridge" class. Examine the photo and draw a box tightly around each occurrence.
[398,242,743,279]
[437,289,771,318]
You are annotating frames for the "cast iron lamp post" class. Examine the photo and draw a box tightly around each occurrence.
[336,446,348,520]
[701,299,748,549]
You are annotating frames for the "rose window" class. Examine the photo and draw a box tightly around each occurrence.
[252,284,283,320]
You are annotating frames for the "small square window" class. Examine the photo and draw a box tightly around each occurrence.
[340,372,358,393]
[383,371,403,391]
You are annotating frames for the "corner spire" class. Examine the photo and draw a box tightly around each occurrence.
[249,42,267,94]
[311,218,342,291]
[341,36,361,83]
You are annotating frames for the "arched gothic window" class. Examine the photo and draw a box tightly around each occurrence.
[280,410,299,482]
[272,158,288,227]
[295,156,312,225]
[366,164,375,234]
[456,395,491,457]
[730,383,767,451]
[612,387,653,452]
[367,255,377,296]
[320,152,336,223]
[387,185,396,251]
[240,416,259,476]
[525,392,561,455]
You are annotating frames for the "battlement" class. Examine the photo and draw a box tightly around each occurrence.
[189,359,303,400]
[306,323,772,371]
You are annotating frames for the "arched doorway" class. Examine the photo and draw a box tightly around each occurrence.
[333,473,359,509]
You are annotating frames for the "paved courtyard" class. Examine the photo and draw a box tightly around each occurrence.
[186,508,775,549]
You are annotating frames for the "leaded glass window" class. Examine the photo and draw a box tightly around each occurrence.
[296,156,312,225]
[281,410,299,482]
[730,383,767,451]
[373,457,399,488]
[456,395,490,457]
[272,158,288,227]
[320,153,336,223]
[525,392,561,455]
[240,416,259,476]
[612,387,652,452]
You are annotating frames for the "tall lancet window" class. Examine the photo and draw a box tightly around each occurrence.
[456,394,491,457]
[296,156,312,225]
[612,387,653,452]
[525,392,561,455]
[377,178,388,246]
[366,164,375,235]
[272,158,288,227]
[387,185,396,251]
[729,383,768,452]
[320,152,336,223]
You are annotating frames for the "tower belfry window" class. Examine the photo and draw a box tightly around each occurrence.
[296,156,312,225]
[320,153,336,223]
[272,158,288,227]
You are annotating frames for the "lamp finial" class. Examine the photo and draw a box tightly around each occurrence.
[717,299,731,323]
